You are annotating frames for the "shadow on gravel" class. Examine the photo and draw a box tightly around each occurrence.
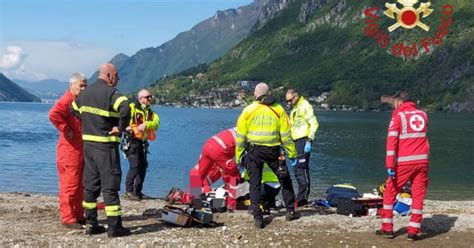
[394,214,457,240]
[419,214,458,240]
[297,207,335,217]
[130,222,169,235]
[121,215,150,221]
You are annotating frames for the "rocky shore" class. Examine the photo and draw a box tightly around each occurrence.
[1,192,473,247]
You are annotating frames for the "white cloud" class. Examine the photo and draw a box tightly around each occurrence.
[0,41,116,81]
[0,46,27,70]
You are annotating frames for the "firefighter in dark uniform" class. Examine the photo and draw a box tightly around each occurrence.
[72,63,131,237]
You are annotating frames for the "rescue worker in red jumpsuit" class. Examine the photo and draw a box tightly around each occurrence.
[182,128,240,209]
[49,73,88,229]
[191,163,223,194]
[376,91,430,241]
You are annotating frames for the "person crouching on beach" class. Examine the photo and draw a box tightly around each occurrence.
[49,73,88,229]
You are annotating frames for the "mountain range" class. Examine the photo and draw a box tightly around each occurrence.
[95,0,271,92]
[0,73,41,102]
[151,0,474,112]
[15,78,68,100]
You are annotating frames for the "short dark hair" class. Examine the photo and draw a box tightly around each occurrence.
[286,88,298,95]
[394,91,411,102]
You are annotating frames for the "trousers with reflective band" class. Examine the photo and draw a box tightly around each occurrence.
[105,205,122,216]
[381,163,429,234]
[83,143,122,209]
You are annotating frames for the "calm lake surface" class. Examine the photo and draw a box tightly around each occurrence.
[0,102,472,200]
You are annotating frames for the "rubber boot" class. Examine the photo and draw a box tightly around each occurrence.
[85,208,106,235]
[107,216,131,238]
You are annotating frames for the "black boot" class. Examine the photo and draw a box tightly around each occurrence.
[85,208,106,235]
[107,216,131,238]
[285,210,301,221]
[254,216,264,229]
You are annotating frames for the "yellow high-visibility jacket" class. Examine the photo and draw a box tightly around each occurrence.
[235,100,296,162]
[289,96,319,140]
[129,101,160,141]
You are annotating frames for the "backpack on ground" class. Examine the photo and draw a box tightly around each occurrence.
[325,184,360,207]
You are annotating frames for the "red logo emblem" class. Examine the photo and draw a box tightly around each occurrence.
[364,1,454,58]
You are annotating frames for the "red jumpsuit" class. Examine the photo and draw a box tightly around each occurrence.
[188,128,240,209]
[49,90,84,224]
[381,102,430,235]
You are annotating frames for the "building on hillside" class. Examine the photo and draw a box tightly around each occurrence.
[238,80,259,90]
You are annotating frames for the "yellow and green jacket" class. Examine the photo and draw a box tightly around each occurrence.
[289,96,319,140]
[129,100,160,141]
[235,99,296,162]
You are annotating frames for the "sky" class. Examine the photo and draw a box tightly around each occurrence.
[0,0,252,81]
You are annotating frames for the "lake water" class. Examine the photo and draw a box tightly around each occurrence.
[0,102,472,200]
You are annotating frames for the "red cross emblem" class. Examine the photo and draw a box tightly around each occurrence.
[409,114,425,131]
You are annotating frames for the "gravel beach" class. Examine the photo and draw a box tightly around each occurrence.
[1,192,473,247]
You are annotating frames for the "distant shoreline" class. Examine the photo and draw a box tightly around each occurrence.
[3,101,474,114]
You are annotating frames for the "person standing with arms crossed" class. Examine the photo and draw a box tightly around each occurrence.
[235,82,300,229]
[72,63,131,237]
[376,91,430,241]
[124,89,160,201]
[49,73,88,229]
[285,89,319,207]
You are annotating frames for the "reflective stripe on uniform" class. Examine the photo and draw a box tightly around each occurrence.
[399,132,426,139]
[225,159,233,166]
[83,134,120,143]
[105,205,122,216]
[386,151,395,156]
[80,106,119,118]
[248,130,279,137]
[212,136,227,150]
[282,139,293,147]
[236,141,246,147]
[229,128,237,139]
[382,218,393,223]
[399,112,407,133]
[305,115,317,122]
[388,131,399,137]
[398,154,428,162]
[249,136,280,145]
[72,101,80,112]
[206,176,213,185]
[236,133,246,139]
[82,201,97,209]
[408,222,421,228]
[113,96,128,112]
[383,204,393,210]
[411,209,423,214]
[280,132,291,139]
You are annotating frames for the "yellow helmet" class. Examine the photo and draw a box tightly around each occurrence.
[378,182,386,196]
